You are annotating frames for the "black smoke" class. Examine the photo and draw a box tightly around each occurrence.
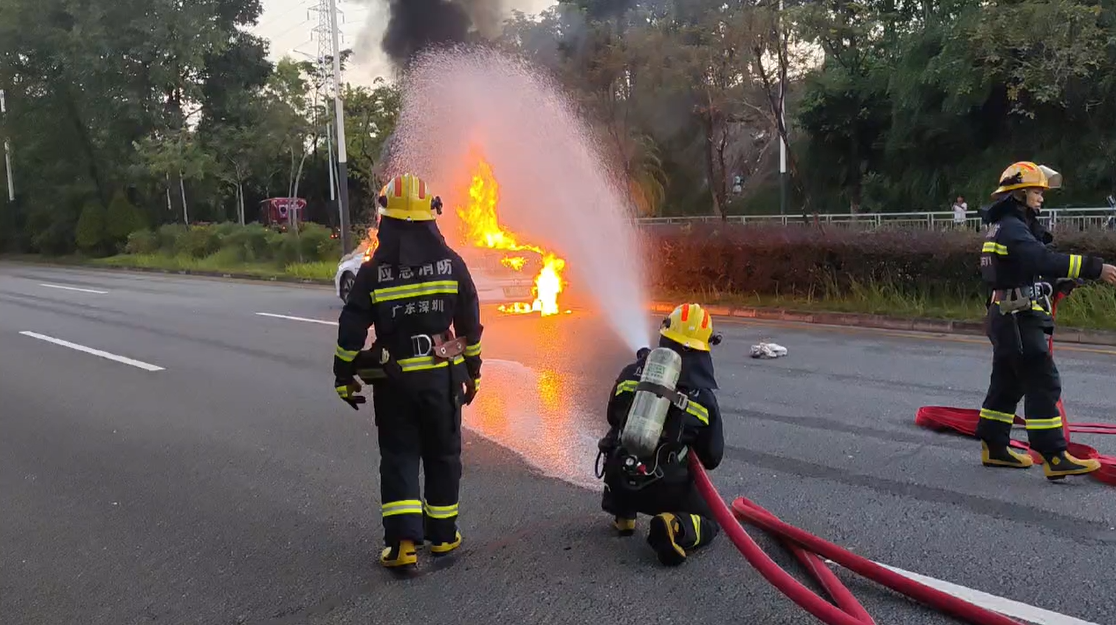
[381,0,501,68]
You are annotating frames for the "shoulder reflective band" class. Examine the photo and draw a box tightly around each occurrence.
[614,380,638,395]
[684,400,710,425]
[982,242,1008,256]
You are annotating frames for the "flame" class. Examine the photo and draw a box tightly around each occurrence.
[457,158,566,316]
[351,160,569,316]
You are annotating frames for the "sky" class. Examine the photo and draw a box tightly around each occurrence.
[249,0,556,87]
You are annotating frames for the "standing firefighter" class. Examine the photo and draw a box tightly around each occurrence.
[333,173,483,568]
[978,161,1116,479]
[596,303,725,566]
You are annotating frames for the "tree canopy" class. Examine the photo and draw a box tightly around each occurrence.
[2,0,1114,254]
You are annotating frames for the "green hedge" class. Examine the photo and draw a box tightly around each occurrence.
[649,224,1116,300]
[121,222,342,266]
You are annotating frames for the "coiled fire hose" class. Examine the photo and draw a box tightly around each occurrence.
[689,454,1025,625]
[915,289,1116,485]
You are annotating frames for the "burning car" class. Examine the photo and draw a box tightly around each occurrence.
[333,239,538,305]
[334,156,569,315]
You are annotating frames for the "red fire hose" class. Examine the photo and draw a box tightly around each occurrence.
[690,455,1025,624]
[914,291,1116,485]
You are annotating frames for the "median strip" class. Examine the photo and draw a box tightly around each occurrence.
[19,331,164,372]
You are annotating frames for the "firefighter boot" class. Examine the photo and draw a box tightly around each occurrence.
[981,440,1034,469]
[429,531,463,557]
[380,540,418,569]
[647,513,687,567]
[613,516,636,537]
[1041,451,1101,481]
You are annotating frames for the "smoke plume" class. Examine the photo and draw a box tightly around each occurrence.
[377,0,498,68]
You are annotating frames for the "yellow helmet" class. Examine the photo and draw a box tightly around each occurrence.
[992,161,1063,197]
[660,303,717,351]
[377,173,444,222]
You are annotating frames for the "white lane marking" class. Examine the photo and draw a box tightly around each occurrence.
[40,283,108,294]
[255,312,338,326]
[823,559,1098,625]
[19,331,164,372]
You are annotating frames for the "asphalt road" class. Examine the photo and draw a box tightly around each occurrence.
[2,262,1114,625]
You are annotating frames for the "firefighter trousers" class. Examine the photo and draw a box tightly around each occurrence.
[602,476,719,550]
[977,353,1067,455]
[371,371,462,546]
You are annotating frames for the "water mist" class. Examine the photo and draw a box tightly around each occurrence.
[386,46,653,352]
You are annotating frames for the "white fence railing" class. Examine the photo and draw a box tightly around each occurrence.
[634,207,1116,232]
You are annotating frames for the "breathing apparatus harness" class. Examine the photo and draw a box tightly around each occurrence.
[595,347,696,490]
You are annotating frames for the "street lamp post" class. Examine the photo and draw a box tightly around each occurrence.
[328,0,352,255]
[778,0,787,218]
[1,89,14,203]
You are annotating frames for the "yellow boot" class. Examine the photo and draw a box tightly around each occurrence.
[647,513,687,567]
[429,531,462,557]
[612,516,636,537]
[1042,451,1101,481]
[981,441,1034,469]
[380,540,418,569]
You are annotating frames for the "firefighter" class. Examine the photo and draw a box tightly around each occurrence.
[596,303,725,566]
[977,161,1116,480]
[333,173,483,569]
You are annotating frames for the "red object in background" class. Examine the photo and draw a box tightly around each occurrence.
[916,290,1116,486]
[259,198,307,230]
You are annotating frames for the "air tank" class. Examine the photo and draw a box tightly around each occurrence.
[620,347,683,458]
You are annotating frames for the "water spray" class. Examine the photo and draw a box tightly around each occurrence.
[386,45,653,352]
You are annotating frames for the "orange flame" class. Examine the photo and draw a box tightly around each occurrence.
[457,159,566,316]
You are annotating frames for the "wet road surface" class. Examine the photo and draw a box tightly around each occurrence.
[1,262,1114,625]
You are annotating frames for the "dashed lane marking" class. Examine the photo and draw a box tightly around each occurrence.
[255,312,338,326]
[19,331,164,372]
[39,283,108,294]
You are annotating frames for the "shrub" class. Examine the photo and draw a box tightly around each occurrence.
[157,224,187,253]
[75,201,108,255]
[104,191,146,249]
[124,229,160,255]
[648,224,1116,300]
[175,225,222,258]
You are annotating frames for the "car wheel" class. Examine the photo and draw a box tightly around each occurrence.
[339,272,355,302]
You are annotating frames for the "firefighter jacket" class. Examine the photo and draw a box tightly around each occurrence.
[980,197,1103,325]
[600,344,725,489]
[333,250,483,390]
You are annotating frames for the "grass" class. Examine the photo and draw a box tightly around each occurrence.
[94,253,337,282]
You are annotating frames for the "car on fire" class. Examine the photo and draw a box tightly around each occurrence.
[333,242,538,305]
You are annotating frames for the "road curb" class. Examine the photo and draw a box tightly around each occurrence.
[647,301,1116,347]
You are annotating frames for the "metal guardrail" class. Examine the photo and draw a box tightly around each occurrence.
[634,207,1116,232]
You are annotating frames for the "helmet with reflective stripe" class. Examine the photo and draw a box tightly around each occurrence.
[992,161,1062,197]
[660,303,715,351]
[377,173,444,222]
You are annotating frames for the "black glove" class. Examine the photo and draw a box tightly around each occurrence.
[462,376,479,406]
[597,427,620,453]
[335,377,366,410]
[1054,278,1081,296]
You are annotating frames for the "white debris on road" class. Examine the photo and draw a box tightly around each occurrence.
[751,341,788,359]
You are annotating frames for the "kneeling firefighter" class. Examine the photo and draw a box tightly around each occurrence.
[333,173,484,568]
[977,161,1116,479]
[596,303,725,566]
